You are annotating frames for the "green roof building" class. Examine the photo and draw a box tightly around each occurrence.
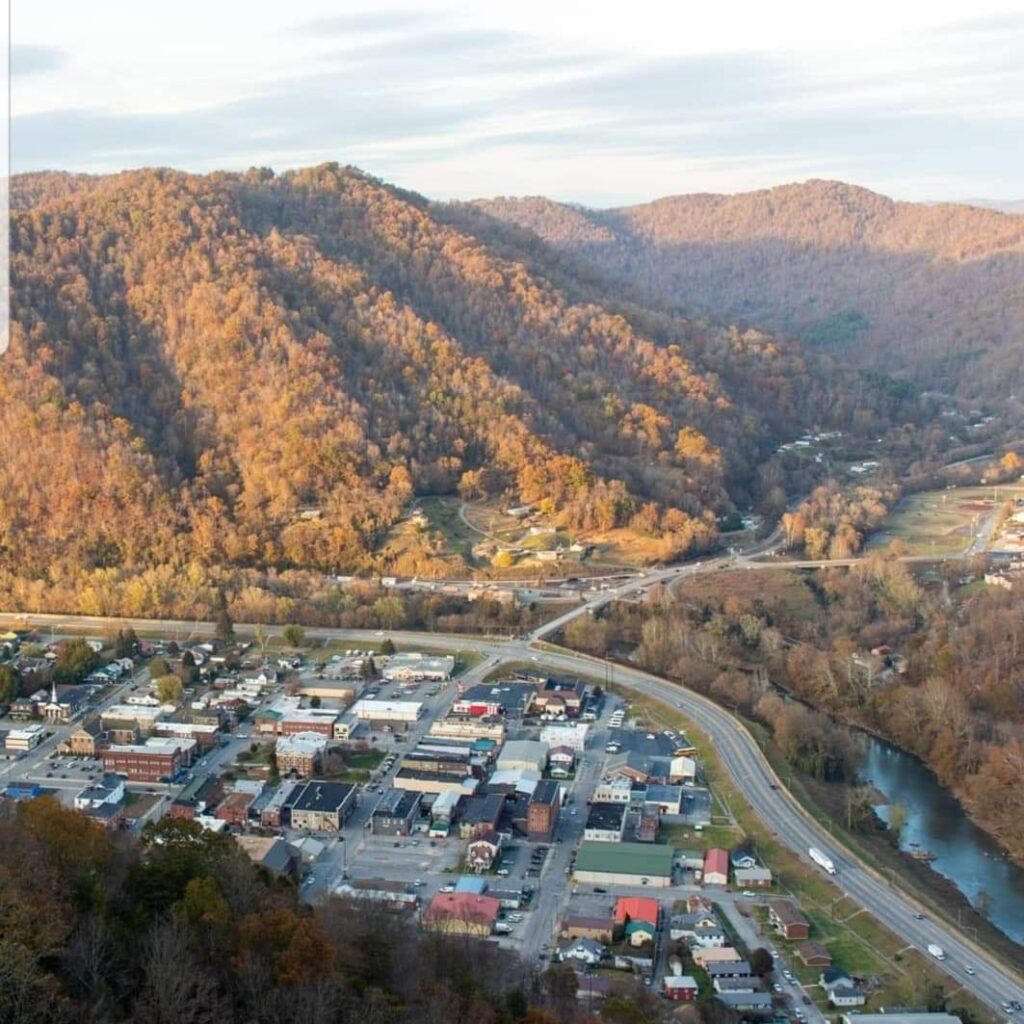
[574,841,674,888]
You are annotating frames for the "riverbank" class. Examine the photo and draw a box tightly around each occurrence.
[745,718,1024,972]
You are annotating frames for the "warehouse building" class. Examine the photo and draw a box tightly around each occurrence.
[573,841,674,888]
[351,699,423,724]
[496,739,548,773]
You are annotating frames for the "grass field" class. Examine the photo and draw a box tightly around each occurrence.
[868,484,1024,556]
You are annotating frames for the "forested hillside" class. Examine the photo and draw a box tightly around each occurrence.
[5,165,910,617]
[475,181,1024,401]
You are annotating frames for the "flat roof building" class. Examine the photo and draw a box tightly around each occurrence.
[574,841,674,887]
[351,699,423,723]
[288,780,357,833]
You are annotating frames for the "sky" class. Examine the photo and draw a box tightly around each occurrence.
[11,0,1024,207]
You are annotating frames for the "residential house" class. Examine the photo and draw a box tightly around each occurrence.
[713,977,759,994]
[669,908,720,943]
[797,942,832,967]
[735,866,773,888]
[706,961,752,981]
[235,836,301,882]
[467,829,502,872]
[560,937,605,966]
[692,923,729,948]
[548,745,575,777]
[664,975,699,1001]
[625,920,656,947]
[715,993,773,1013]
[768,899,811,940]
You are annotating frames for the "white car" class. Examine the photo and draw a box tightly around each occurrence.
[742,890,757,897]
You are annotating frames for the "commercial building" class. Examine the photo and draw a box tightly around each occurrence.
[539,722,589,752]
[381,653,455,682]
[275,732,329,777]
[278,710,339,738]
[217,790,257,827]
[573,841,674,888]
[584,802,627,843]
[102,737,195,782]
[423,892,501,937]
[429,715,506,743]
[453,682,537,717]
[170,774,225,820]
[456,793,505,839]
[371,788,422,836]
[288,780,357,833]
[841,1015,963,1024]
[351,699,423,724]
[66,719,105,757]
[561,916,614,943]
[527,779,561,841]
[152,720,220,751]
[496,739,548,773]
[100,704,165,732]
[393,769,478,797]
[5,724,46,752]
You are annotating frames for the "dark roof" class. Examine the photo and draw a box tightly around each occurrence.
[459,793,505,825]
[707,961,752,976]
[291,780,355,813]
[531,779,561,805]
[586,801,626,831]
[373,788,421,818]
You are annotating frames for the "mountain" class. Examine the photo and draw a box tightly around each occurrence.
[4,165,913,616]
[958,198,1024,215]
[474,180,1024,401]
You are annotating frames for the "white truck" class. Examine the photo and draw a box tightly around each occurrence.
[809,847,837,875]
[927,944,946,961]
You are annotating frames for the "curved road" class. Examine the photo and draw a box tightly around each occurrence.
[3,608,1023,1013]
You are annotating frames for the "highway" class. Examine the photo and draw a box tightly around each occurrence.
[4,554,1024,1015]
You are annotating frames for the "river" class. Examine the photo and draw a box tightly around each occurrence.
[860,736,1024,944]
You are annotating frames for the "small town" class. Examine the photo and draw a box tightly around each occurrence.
[1,621,1004,1024]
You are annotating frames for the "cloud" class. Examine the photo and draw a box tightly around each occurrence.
[293,10,436,36]
[11,44,68,77]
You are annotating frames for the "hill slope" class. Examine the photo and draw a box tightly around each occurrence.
[5,165,909,615]
[476,181,1024,400]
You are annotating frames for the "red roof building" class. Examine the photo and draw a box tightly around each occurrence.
[614,896,660,927]
[703,848,729,885]
[423,892,501,937]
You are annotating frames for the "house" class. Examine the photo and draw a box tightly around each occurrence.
[829,986,867,1008]
[584,801,627,843]
[768,899,810,940]
[548,745,575,775]
[423,892,501,937]
[713,977,758,994]
[371,789,422,836]
[715,992,773,1013]
[706,961,752,980]
[669,909,720,942]
[735,866,773,888]
[664,975,699,1001]
[235,836,301,881]
[527,779,560,841]
[691,923,729,948]
[703,848,729,886]
[797,941,832,967]
[560,915,614,943]
[467,829,502,871]
[560,936,605,965]
[288,780,357,832]
[73,773,126,829]
[170,774,225,820]
[625,920,656,947]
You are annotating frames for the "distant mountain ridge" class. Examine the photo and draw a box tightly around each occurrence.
[474,180,1024,400]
